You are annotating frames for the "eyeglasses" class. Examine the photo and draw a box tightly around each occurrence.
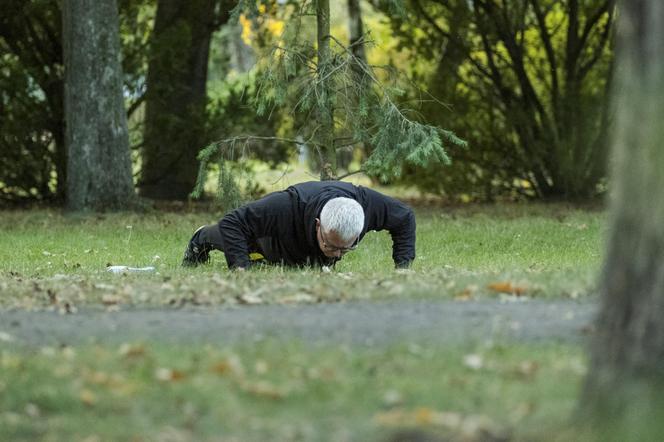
[319,228,359,253]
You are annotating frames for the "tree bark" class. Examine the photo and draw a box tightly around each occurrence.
[63,0,135,211]
[138,0,227,200]
[347,0,367,66]
[579,0,664,435]
[317,0,336,180]
[341,0,368,170]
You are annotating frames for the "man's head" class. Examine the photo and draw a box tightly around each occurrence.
[316,197,364,258]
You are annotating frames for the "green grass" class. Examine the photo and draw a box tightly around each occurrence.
[0,204,604,308]
[0,204,606,441]
[0,339,587,442]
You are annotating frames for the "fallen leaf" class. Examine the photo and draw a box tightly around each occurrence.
[415,407,435,425]
[80,389,96,406]
[236,293,263,305]
[454,288,473,301]
[94,283,117,291]
[279,293,315,304]
[85,371,110,385]
[374,408,463,429]
[118,343,146,358]
[241,380,285,400]
[487,281,528,296]
[155,368,186,382]
[101,294,122,306]
[514,360,539,380]
[210,355,243,377]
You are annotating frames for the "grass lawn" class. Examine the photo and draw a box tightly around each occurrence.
[0,204,605,441]
[0,204,604,308]
[1,340,586,442]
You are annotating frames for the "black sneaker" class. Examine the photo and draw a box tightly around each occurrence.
[182,226,210,267]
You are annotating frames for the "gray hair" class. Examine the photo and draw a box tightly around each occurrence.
[319,197,365,242]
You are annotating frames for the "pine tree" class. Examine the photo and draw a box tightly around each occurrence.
[192,0,466,205]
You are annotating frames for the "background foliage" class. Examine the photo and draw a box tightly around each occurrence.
[0,0,615,205]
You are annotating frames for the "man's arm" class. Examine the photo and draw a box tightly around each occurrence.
[218,191,291,269]
[362,188,416,268]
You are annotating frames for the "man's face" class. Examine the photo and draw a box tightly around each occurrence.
[316,219,358,258]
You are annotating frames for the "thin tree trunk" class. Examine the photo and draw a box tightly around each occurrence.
[139,0,224,200]
[63,0,135,211]
[347,0,367,66]
[579,1,664,436]
[317,0,336,180]
[343,0,368,170]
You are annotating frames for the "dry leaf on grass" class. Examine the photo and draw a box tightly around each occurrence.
[375,408,506,441]
[454,288,473,301]
[374,407,462,428]
[210,355,244,377]
[279,293,315,304]
[487,281,528,296]
[513,360,539,380]
[240,380,286,400]
[101,294,122,306]
[155,368,187,382]
[118,343,146,358]
[79,388,96,406]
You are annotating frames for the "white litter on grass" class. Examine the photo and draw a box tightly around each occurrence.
[463,354,484,370]
[107,266,156,274]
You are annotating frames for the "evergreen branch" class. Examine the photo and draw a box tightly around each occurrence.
[272,45,318,70]
[327,34,380,85]
[318,56,351,83]
[217,135,324,149]
[337,169,366,180]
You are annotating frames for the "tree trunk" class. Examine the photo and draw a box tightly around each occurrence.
[342,0,368,170]
[63,0,135,211]
[317,0,336,180]
[138,0,224,200]
[347,0,367,66]
[579,0,664,436]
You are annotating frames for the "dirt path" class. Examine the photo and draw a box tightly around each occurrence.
[0,298,597,348]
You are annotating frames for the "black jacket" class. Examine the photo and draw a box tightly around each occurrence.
[218,181,416,269]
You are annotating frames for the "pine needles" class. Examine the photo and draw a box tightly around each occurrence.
[195,0,466,199]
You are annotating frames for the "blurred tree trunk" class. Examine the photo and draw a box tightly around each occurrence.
[317,0,336,180]
[347,0,367,66]
[63,0,135,211]
[579,0,664,437]
[339,0,367,170]
[139,0,231,200]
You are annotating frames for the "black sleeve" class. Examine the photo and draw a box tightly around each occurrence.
[218,191,290,269]
[362,188,416,268]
